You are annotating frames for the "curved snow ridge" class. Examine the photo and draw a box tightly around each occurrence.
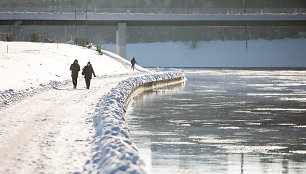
[88,71,184,174]
[0,80,70,109]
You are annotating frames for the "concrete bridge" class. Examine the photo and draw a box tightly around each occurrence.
[1,12,306,58]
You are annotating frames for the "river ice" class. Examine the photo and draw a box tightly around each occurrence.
[127,69,306,174]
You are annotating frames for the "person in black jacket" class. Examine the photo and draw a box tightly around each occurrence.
[82,61,96,89]
[131,57,137,71]
[70,59,80,89]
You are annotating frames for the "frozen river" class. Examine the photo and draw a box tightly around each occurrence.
[127,68,306,174]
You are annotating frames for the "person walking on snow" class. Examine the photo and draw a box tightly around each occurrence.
[82,61,96,89]
[131,57,137,71]
[70,59,80,89]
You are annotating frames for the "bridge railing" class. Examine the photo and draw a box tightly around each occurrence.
[0,8,305,15]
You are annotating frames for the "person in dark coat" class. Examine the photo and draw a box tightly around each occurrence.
[131,57,137,71]
[70,59,80,89]
[82,61,96,89]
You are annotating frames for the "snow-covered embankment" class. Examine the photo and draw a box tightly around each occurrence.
[88,71,184,173]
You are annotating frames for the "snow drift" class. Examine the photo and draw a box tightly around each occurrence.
[85,71,184,173]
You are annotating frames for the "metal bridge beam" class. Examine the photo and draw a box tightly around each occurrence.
[1,20,306,26]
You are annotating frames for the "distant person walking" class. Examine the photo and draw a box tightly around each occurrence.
[70,59,80,89]
[131,57,137,71]
[82,61,96,89]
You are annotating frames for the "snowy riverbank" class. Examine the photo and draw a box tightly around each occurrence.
[0,41,184,173]
[87,72,184,173]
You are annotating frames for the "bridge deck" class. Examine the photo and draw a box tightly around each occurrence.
[0,13,306,26]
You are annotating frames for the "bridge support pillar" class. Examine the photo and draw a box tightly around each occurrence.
[13,21,23,39]
[116,22,127,59]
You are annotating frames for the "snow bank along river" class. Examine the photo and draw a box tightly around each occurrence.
[0,41,184,173]
[89,72,184,173]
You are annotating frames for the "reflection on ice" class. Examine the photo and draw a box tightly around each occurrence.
[278,123,297,126]
[292,125,306,128]
[245,122,262,126]
[234,110,271,115]
[201,122,216,126]
[259,86,287,90]
[280,97,306,102]
[152,142,195,145]
[218,126,240,129]
[253,108,306,112]
[247,93,306,96]
[219,145,287,154]
[256,128,278,133]
[290,150,306,154]
[193,137,246,144]
[181,124,191,127]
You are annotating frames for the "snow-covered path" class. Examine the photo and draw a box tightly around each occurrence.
[0,41,184,173]
[0,74,139,173]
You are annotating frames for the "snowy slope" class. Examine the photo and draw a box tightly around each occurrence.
[0,41,184,174]
[0,41,147,91]
[0,41,148,107]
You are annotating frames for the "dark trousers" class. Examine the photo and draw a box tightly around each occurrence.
[85,78,91,89]
[72,77,78,88]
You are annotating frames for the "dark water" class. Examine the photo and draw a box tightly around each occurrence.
[127,69,306,174]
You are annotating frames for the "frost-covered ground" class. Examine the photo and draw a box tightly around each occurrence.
[0,41,183,173]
